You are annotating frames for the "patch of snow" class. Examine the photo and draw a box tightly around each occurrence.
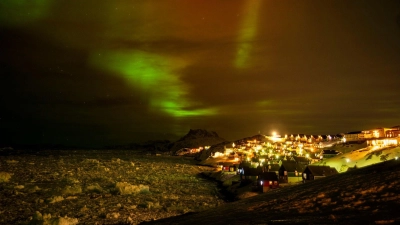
[106,212,120,219]
[0,172,12,182]
[115,182,150,195]
[48,196,64,204]
[32,211,79,225]
[61,185,82,195]
[14,185,24,189]
[82,159,100,164]
[85,183,103,193]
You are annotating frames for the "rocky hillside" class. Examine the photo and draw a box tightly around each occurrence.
[0,149,224,224]
[143,159,400,224]
[169,129,226,154]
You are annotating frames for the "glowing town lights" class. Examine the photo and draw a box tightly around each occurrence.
[306,154,309,158]
[395,156,398,160]
[232,143,235,148]
[272,131,277,137]
[212,152,224,158]
[346,158,350,163]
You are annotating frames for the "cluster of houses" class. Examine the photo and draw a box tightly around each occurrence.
[215,126,400,165]
[284,126,400,144]
[269,127,400,152]
[213,126,400,193]
[344,127,400,142]
[177,127,399,160]
[171,126,399,193]
[175,146,210,156]
[214,135,339,169]
[221,156,338,193]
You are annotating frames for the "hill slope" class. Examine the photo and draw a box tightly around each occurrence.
[143,159,400,224]
[169,129,226,153]
[316,146,400,172]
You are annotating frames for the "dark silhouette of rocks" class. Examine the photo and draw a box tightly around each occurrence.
[169,129,226,154]
[177,129,221,141]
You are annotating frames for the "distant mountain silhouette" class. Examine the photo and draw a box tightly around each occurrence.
[169,129,226,154]
[178,129,221,141]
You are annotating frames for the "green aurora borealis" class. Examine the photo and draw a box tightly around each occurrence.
[0,0,50,26]
[90,50,216,118]
[1,0,400,147]
[235,0,261,69]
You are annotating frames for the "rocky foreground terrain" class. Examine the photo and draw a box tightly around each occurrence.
[0,149,224,224]
[145,159,400,225]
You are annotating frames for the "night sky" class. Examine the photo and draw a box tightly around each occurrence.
[1,0,400,148]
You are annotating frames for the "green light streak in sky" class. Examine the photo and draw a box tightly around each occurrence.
[90,50,216,118]
[257,100,273,107]
[0,0,50,26]
[235,0,262,68]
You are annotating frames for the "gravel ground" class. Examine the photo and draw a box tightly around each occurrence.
[0,149,225,224]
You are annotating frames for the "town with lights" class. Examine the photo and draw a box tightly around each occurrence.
[191,126,400,193]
